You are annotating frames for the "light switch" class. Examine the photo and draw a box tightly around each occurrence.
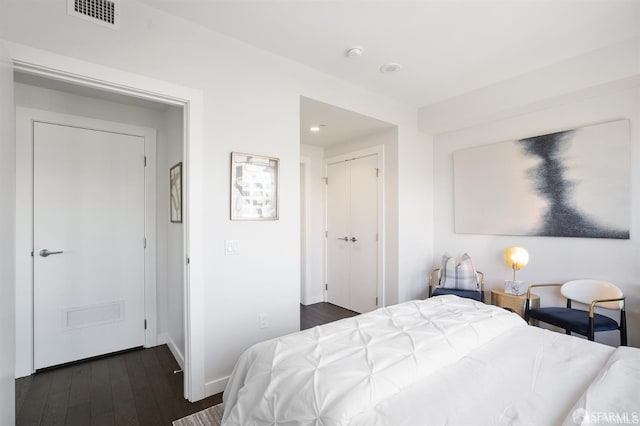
[225,240,240,255]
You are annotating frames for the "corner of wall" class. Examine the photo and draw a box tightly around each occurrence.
[419,38,640,135]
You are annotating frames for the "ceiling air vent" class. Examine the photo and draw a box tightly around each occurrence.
[67,0,120,30]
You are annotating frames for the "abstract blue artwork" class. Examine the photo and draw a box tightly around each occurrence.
[453,119,630,239]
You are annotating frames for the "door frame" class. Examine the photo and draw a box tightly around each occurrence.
[8,42,206,402]
[16,108,157,375]
[324,145,385,309]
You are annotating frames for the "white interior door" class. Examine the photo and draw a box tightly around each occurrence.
[326,155,378,313]
[34,121,146,370]
[348,155,378,313]
[326,161,350,308]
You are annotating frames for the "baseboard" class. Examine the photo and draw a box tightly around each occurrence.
[301,294,325,305]
[205,376,229,397]
[157,332,184,370]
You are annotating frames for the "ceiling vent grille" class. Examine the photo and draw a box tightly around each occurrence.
[67,0,120,30]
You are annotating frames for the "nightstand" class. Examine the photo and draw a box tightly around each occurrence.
[491,288,539,319]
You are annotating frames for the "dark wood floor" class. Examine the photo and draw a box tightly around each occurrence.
[16,302,358,425]
[15,346,222,426]
[300,302,359,330]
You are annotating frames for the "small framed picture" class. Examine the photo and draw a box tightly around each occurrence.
[170,162,182,223]
[230,152,279,220]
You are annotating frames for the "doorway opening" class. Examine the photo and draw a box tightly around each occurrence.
[14,72,185,376]
[12,47,205,401]
[299,96,398,314]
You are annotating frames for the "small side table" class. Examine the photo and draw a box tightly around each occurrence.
[491,288,539,320]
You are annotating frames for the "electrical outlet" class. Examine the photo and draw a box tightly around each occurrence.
[259,313,269,329]
[224,240,240,255]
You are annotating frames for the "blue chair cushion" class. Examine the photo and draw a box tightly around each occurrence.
[432,287,482,302]
[527,307,619,335]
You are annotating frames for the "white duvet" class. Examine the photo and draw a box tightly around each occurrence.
[564,346,640,426]
[222,296,637,425]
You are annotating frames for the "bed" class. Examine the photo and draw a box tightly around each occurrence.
[222,295,639,425]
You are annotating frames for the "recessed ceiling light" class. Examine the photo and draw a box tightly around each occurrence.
[310,124,326,132]
[380,62,402,74]
[345,46,364,58]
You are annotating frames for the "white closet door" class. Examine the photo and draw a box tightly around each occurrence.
[33,122,145,370]
[326,161,350,309]
[348,155,378,313]
[326,154,379,313]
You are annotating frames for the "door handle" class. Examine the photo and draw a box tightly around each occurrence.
[39,249,63,257]
[351,237,357,242]
[338,236,348,241]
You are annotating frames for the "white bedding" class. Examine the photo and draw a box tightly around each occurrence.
[564,346,640,426]
[222,296,637,426]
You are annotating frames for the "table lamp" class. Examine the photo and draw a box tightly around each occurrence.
[504,246,529,295]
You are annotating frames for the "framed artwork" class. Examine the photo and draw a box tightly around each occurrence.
[231,152,279,220]
[453,119,630,239]
[170,162,182,223]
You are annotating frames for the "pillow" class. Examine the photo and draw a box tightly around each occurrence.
[439,253,479,291]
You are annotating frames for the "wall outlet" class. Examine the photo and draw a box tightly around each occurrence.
[258,313,269,329]
[224,239,240,255]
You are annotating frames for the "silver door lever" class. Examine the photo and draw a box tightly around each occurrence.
[338,236,348,241]
[39,249,63,257]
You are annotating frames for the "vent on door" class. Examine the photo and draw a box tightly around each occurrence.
[67,0,120,29]
[65,301,125,330]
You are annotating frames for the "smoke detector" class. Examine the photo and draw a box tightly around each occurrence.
[380,62,402,74]
[345,46,364,58]
[67,0,120,30]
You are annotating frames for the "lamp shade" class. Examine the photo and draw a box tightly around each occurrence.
[504,246,529,270]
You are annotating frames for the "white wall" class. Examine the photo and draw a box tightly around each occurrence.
[432,87,640,347]
[0,40,16,426]
[420,38,640,134]
[300,144,325,305]
[2,0,431,397]
[165,107,185,366]
[324,128,401,305]
[13,82,184,375]
[397,127,433,302]
[426,38,640,347]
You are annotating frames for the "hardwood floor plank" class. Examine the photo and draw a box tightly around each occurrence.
[15,375,32,420]
[15,375,33,416]
[40,389,68,426]
[40,368,72,426]
[123,351,163,426]
[47,367,73,397]
[90,358,114,423]
[154,347,184,397]
[16,370,53,426]
[140,346,183,423]
[153,345,201,421]
[110,377,139,426]
[91,410,116,426]
[300,302,359,330]
[108,356,139,426]
[68,363,92,409]
[140,348,174,401]
[64,402,91,426]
